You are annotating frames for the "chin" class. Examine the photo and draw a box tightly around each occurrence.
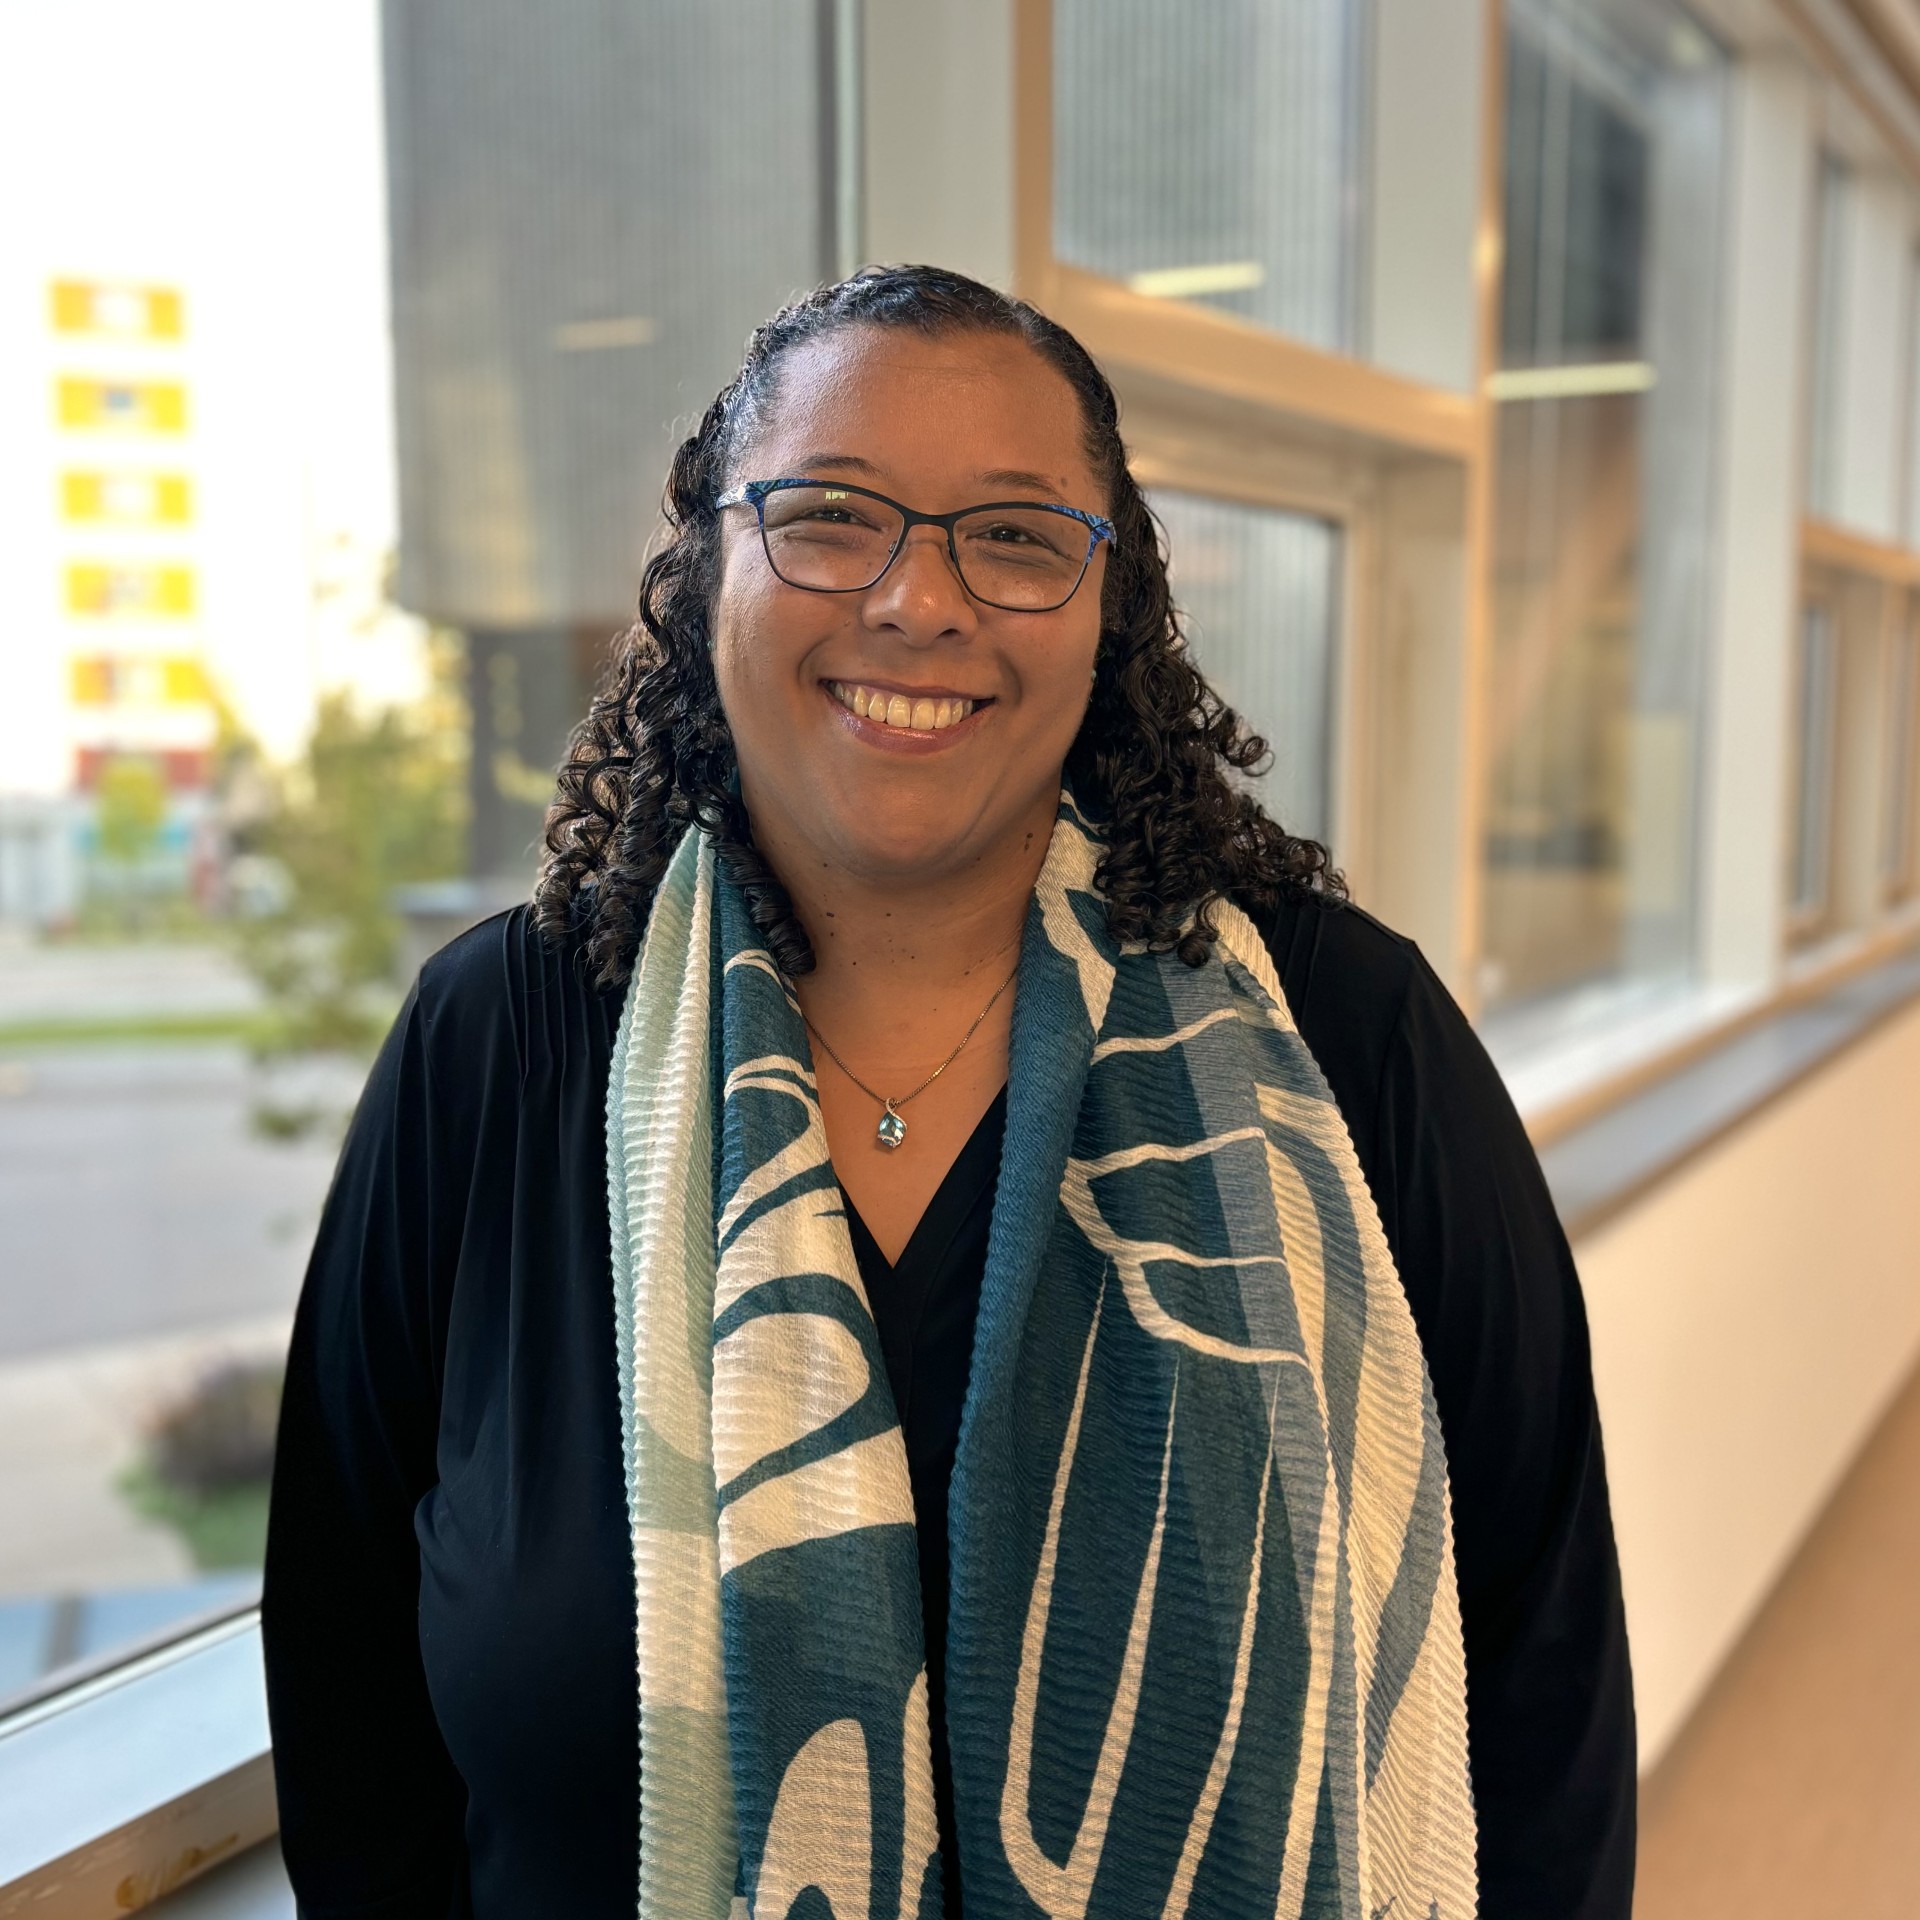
[829,809,987,881]
[803,775,1005,877]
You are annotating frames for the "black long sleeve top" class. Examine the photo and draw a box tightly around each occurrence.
[261,894,1635,1918]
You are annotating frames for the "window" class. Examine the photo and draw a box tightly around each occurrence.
[1052,0,1370,352]
[1888,602,1920,903]
[1479,0,1728,1020]
[1,0,839,1708]
[1805,154,1851,522]
[1154,491,1341,840]
[55,378,187,434]
[1789,600,1841,932]
[1905,249,1920,547]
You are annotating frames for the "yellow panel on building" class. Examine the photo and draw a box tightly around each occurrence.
[49,280,185,339]
[69,655,213,707]
[161,658,212,703]
[61,471,194,524]
[56,378,188,433]
[65,564,196,617]
[69,657,115,706]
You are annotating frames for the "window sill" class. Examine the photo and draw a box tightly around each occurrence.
[0,1608,276,1914]
[1532,934,1920,1239]
[1487,976,1768,1129]
[1499,904,1920,1155]
[144,1838,290,1916]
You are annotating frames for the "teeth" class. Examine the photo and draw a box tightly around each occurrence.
[830,682,975,731]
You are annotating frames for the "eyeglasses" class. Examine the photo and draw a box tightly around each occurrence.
[715,477,1115,613]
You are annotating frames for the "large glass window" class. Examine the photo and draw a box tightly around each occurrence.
[1153,492,1341,841]
[1789,601,1841,931]
[1904,249,1920,548]
[0,0,832,1702]
[1479,0,1727,1021]
[1887,602,1920,903]
[1052,0,1370,353]
[1805,154,1852,522]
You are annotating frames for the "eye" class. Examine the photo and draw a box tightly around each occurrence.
[802,496,886,527]
[763,487,894,535]
[962,510,1078,558]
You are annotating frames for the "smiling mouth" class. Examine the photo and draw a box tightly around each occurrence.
[826,680,986,732]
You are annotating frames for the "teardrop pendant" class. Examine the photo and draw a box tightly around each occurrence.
[876,1102,907,1150]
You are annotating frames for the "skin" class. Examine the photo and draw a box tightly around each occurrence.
[711,326,1108,1259]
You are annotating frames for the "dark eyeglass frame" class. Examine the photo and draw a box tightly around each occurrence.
[715,476,1117,613]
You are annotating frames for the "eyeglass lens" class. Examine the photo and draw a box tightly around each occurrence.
[758,485,1091,610]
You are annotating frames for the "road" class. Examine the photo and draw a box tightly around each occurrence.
[0,1043,353,1363]
[0,937,262,1025]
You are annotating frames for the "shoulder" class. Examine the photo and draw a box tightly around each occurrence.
[411,900,625,1088]
[1243,887,1424,1024]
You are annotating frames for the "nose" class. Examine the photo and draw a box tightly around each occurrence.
[859,525,978,646]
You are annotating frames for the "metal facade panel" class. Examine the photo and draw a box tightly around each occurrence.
[382,0,831,627]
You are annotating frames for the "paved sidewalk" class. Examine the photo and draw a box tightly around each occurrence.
[0,1315,291,1600]
[0,939,261,1026]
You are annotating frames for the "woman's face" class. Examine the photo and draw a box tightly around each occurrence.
[712,325,1107,895]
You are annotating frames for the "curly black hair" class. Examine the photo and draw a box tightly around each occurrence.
[535,264,1341,986]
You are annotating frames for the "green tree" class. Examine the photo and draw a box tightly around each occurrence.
[236,642,468,1125]
[94,755,169,868]
[89,755,171,930]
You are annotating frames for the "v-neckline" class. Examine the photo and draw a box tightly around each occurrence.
[841,1084,1009,1281]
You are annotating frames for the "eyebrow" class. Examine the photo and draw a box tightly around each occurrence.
[979,466,1069,495]
[790,454,1070,497]
[791,452,883,477]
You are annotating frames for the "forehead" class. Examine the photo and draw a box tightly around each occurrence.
[737,325,1101,505]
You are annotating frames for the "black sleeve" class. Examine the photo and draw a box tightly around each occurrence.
[1370,950,1636,1919]
[262,984,469,1918]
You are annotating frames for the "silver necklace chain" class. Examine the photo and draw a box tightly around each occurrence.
[796,948,1021,1150]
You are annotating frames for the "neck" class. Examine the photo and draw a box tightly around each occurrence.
[755,798,1057,1039]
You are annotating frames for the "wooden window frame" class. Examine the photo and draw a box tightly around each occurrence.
[1011,0,1920,1148]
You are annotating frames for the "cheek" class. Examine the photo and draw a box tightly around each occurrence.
[712,555,803,727]
[1014,616,1102,736]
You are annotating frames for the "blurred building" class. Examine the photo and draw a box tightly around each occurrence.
[0,0,417,934]
[379,0,855,878]
[0,278,220,922]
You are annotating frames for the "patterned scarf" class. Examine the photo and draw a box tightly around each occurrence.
[606,798,1476,1919]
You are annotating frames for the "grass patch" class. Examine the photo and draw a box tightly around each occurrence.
[119,1459,273,1571]
[0,1010,270,1050]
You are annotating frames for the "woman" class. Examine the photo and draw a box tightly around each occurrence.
[263,266,1634,1919]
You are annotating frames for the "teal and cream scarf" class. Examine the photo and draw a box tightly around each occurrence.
[606,797,1476,1919]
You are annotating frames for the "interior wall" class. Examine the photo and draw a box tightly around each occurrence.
[1574,996,1920,1764]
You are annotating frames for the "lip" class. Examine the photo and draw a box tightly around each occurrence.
[821,680,993,753]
